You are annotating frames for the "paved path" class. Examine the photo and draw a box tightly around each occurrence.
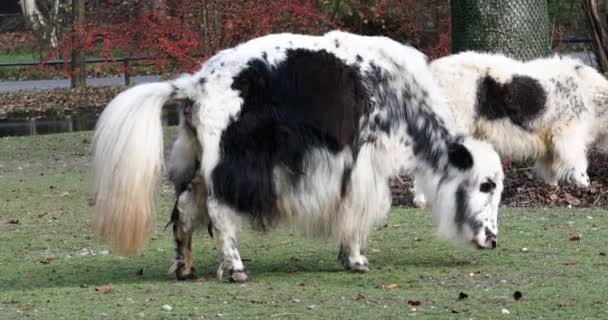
[0,52,598,93]
[0,75,162,93]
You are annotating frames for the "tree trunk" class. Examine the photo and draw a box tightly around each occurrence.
[450,0,551,61]
[212,0,223,49]
[599,0,606,24]
[71,0,86,88]
[584,0,608,74]
[49,0,60,49]
[201,0,211,55]
[151,0,167,16]
[19,0,58,48]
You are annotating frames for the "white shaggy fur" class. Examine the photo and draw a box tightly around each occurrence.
[93,31,504,281]
[413,51,608,208]
[92,83,173,254]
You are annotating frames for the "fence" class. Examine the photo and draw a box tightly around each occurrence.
[0,55,154,86]
[0,37,593,88]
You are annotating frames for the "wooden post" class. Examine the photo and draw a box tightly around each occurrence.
[123,58,131,86]
[65,115,73,132]
[71,0,86,88]
[28,118,37,136]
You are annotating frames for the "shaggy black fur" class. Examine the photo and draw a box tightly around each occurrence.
[362,63,457,171]
[448,142,473,171]
[479,178,496,193]
[475,75,547,130]
[455,183,482,234]
[212,49,367,223]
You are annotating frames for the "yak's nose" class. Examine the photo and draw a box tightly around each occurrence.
[487,233,497,249]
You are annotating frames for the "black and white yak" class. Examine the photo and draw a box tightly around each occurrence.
[412,52,608,208]
[92,31,504,283]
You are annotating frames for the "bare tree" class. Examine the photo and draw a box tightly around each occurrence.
[583,0,608,73]
[71,0,85,88]
[19,0,60,48]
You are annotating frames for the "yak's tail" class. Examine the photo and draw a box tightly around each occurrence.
[93,80,191,255]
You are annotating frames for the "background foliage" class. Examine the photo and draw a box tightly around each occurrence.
[0,0,593,77]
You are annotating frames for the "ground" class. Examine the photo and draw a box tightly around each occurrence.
[1,130,608,319]
[392,152,608,208]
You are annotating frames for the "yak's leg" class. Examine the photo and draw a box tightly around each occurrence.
[207,198,248,283]
[534,123,590,188]
[338,240,369,273]
[411,175,428,208]
[552,123,590,187]
[169,181,207,280]
[336,202,370,273]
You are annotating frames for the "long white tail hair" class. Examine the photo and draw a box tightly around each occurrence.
[93,81,187,255]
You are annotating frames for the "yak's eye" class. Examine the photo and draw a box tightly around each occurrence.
[480,180,496,193]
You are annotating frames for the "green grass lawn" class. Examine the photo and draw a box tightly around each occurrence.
[0,53,37,63]
[1,131,607,319]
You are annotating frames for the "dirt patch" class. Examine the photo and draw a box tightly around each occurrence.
[0,86,125,119]
[391,152,608,208]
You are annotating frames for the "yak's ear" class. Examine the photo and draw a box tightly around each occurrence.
[448,142,474,171]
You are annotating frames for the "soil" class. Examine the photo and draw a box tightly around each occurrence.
[391,152,608,208]
[0,86,124,119]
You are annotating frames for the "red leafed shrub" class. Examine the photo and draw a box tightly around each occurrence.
[324,0,449,59]
[49,0,450,75]
[46,1,204,76]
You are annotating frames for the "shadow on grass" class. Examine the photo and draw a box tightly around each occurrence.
[0,247,473,292]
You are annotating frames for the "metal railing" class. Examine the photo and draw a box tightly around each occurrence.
[0,55,152,86]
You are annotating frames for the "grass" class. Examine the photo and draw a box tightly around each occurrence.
[0,51,160,81]
[1,130,607,319]
[0,53,38,63]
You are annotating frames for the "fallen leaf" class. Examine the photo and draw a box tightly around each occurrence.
[39,256,53,264]
[95,284,112,294]
[196,277,205,283]
[385,283,398,289]
[569,234,582,241]
[307,304,316,310]
[563,192,581,206]
[563,261,577,266]
[353,293,366,300]
[135,268,144,276]
[458,292,469,300]
[513,290,523,301]
[407,300,421,306]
